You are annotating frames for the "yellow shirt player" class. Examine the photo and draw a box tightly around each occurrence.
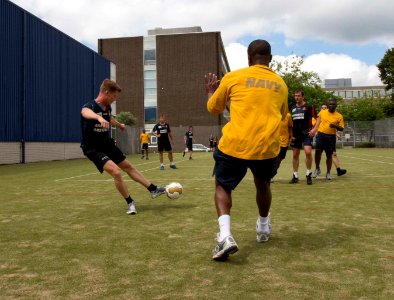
[139,129,150,160]
[205,39,288,261]
[310,99,345,180]
[279,112,293,147]
[207,66,288,160]
[272,112,293,180]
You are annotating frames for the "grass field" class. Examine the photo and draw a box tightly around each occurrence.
[1,148,393,299]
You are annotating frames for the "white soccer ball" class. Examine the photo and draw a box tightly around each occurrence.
[165,182,183,199]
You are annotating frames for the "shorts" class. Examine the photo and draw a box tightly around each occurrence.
[83,141,126,173]
[157,139,172,152]
[278,146,288,160]
[186,141,193,151]
[213,149,277,190]
[315,132,336,154]
[141,143,148,150]
[292,133,313,149]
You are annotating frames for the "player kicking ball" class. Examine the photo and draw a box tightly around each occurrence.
[80,79,166,215]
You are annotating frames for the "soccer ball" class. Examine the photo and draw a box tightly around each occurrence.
[166,182,183,199]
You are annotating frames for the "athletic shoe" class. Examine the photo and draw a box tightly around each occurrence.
[150,186,166,199]
[182,151,185,157]
[189,157,192,160]
[337,169,347,176]
[256,216,271,243]
[160,165,165,170]
[326,173,332,180]
[126,202,137,215]
[306,174,312,185]
[312,168,321,178]
[170,164,177,169]
[146,157,149,160]
[289,175,299,184]
[141,155,144,159]
[212,234,239,261]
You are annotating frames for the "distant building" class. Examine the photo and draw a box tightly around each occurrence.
[324,78,352,88]
[98,27,230,131]
[323,78,392,102]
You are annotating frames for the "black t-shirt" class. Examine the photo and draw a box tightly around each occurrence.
[153,122,171,143]
[80,100,112,149]
[185,131,193,144]
[290,103,316,136]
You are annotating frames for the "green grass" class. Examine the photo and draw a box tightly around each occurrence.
[1,148,393,299]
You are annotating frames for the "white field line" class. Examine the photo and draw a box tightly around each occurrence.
[53,156,210,182]
[345,152,394,160]
[340,154,394,165]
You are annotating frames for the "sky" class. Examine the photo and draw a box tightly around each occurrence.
[9,0,394,86]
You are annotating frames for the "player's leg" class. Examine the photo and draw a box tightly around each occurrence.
[167,143,176,168]
[145,146,149,160]
[188,143,193,159]
[325,150,333,179]
[117,159,166,198]
[118,159,150,188]
[104,160,130,198]
[251,158,275,242]
[211,150,245,261]
[332,151,339,168]
[290,145,300,183]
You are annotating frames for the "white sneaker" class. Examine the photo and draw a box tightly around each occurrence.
[256,216,271,243]
[212,234,239,261]
[312,168,321,178]
[326,173,332,180]
[126,202,137,215]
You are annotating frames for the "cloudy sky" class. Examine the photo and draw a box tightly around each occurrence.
[9,0,394,86]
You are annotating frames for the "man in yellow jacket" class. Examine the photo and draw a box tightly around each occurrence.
[205,39,288,261]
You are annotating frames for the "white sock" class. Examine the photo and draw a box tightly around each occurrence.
[170,161,174,166]
[293,172,299,178]
[306,169,312,176]
[258,215,269,224]
[218,214,231,242]
[160,163,164,167]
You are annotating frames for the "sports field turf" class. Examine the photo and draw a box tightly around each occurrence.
[0,148,393,299]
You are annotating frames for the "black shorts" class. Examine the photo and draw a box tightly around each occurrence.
[278,146,288,160]
[213,149,277,190]
[292,133,313,149]
[186,142,193,151]
[141,143,148,150]
[158,139,172,152]
[83,141,125,173]
[315,132,336,154]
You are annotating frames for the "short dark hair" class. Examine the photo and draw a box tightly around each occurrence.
[295,90,304,96]
[247,40,271,57]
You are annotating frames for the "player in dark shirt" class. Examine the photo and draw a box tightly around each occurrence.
[183,126,194,160]
[81,79,166,215]
[289,90,316,185]
[152,114,177,170]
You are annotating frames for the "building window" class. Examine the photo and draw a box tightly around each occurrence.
[144,107,157,124]
[144,49,156,65]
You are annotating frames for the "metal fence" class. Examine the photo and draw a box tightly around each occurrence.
[339,118,394,148]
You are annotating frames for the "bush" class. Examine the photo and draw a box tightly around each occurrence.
[115,112,137,126]
[356,142,376,148]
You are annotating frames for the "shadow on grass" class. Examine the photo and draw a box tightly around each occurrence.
[221,224,359,265]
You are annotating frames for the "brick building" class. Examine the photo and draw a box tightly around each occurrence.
[98,27,230,152]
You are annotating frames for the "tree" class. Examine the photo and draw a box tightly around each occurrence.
[337,98,385,121]
[377,47,394,90]
[115,111,137,126]
[271,55,342,109]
